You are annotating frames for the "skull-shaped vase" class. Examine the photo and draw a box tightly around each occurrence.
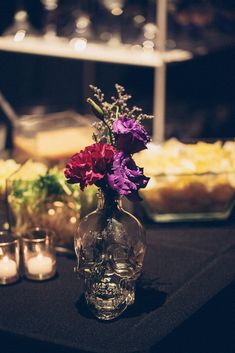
[75,190,146,320]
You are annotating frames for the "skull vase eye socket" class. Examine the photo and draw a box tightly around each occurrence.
[74,191,146,320]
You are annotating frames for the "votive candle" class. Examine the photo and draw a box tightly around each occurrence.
[22,228,56,281]
[0,231,19,285]
[27,253,53,276]
[0,256,17,278]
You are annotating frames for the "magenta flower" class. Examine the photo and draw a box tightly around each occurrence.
[108,152,150,201]
[113,116,150,154]
[64,143,115,190]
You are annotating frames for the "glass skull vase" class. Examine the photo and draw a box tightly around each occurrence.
[74,191,146,320]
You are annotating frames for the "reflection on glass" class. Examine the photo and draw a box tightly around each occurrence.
[41,0,59,39]
[136,22,159,51]
[69,4,93,49]
[101,0,125,14]
[3,8,38,41]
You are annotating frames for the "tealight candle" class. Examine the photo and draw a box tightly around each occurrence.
[0,256,17,278]
[0,231,19,285]
[22,228,56,281]
[27,254,53,276]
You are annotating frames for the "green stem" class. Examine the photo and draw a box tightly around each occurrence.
[103,115,115,146]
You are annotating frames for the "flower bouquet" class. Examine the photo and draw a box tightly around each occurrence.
[64,84,152,320]
[65,84,152,200]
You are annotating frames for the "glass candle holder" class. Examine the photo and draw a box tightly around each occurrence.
[0,231,20,285]
[22,228,56,281]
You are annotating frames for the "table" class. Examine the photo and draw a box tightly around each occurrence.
[0,220,235,353]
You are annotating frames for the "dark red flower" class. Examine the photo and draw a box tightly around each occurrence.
[64,143,115,190]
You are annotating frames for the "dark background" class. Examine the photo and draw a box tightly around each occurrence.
[0,0,235,141]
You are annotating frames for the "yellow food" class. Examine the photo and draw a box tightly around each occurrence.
[14,126,93,161]
[8,159,47,181]
[0,159,20,195]
[135,139,235,217]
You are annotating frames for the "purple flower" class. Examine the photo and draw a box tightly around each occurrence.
[108,152,150,202]
[112,116,150,154]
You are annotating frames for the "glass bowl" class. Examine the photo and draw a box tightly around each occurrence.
[136,139,235,222]
[13,111,94,165]
[6,160,97,249]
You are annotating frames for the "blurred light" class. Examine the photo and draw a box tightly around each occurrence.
[3,222,9,230]
[70,38,87,52]
[102,0,124,12]
[70,217,77,224]
[144,23,158,33]
[48,208,56,216]
[143,40,154,52]
[143,23,158,40]
[111,7,123,16]
[15,10,27,22]
[14,30,26,42]
[41,0,58,11]
[76,16,90,31]
[143,40,154,49]
[133,15,145,24]
[144,31,155,40]
[68,202,75,208]
[54,201,64,207]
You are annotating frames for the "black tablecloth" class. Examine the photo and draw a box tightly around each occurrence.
[0,221,235,353]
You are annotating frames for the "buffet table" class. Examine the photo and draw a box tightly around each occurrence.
[0,219,235,353]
